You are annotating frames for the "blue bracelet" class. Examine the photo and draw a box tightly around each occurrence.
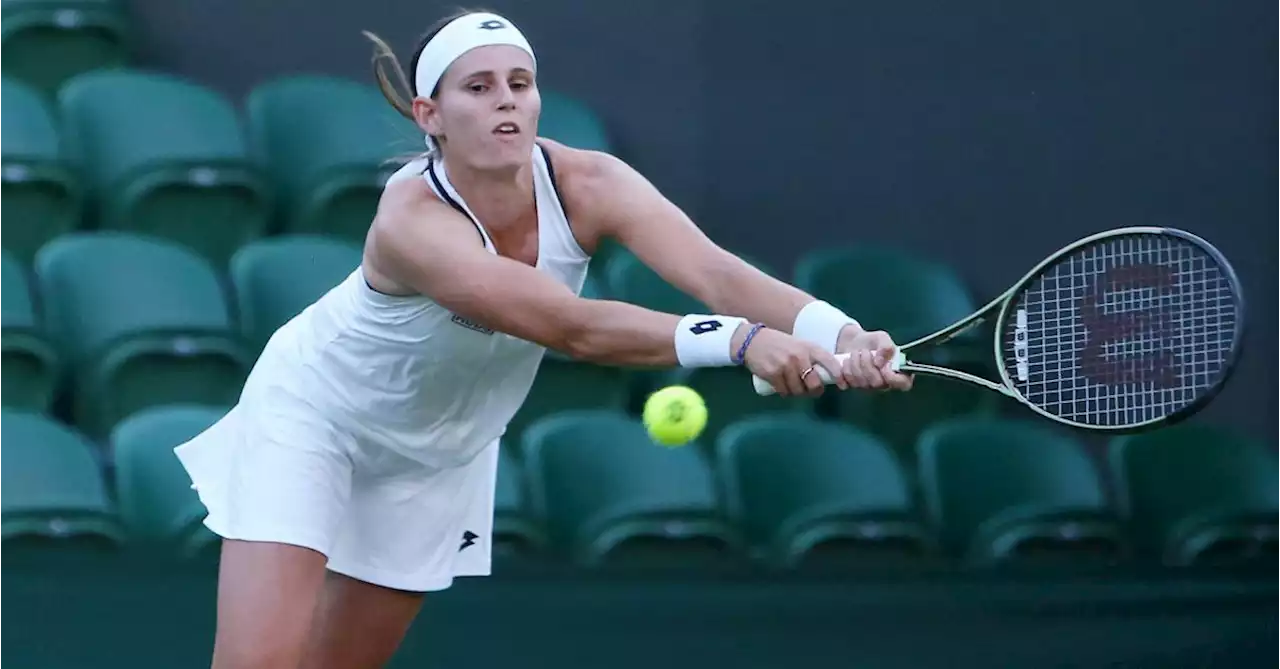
[734,323,766,365]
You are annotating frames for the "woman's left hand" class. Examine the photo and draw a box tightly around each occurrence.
[835,328,914,391]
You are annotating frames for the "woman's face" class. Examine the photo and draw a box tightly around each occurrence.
[415,45,540,171]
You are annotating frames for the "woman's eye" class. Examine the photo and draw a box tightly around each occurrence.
[468,83,486,93]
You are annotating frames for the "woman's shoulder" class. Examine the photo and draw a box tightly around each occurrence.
[536,138,635,217]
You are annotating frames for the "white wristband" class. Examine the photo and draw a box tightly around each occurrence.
[674,314,746,367]
[792,300,859,352]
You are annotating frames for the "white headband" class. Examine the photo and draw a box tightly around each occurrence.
[413,12,536,152]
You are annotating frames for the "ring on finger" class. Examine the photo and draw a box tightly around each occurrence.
[800,366,815,382]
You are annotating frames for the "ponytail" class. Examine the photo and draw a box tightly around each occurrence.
[362,30,415,121]
[362,9,496,156]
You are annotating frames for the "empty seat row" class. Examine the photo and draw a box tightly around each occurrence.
[4,233,321,435]
[4,230,1002,451]
[3,407,1275,570]
[1,71,613,264]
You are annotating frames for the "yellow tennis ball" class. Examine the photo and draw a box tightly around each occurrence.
[642,385,707,447]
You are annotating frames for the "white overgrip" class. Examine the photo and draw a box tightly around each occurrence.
[751,350,908,396]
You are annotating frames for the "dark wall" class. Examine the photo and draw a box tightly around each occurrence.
[126,0,1277,439]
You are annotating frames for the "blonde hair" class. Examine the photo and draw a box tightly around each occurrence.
[362,29,416,120]
[362,8,493,121]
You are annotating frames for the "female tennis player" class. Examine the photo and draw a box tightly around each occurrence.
[175,9,912,668]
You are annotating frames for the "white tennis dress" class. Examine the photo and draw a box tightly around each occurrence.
[175,144,589,591]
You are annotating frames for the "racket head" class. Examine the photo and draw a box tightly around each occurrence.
[993,227,1245,432]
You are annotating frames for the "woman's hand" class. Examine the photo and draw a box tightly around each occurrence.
[739,327,847,397]
[835,327,914,391]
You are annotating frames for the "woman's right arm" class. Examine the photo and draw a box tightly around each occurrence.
[365,181,845,396]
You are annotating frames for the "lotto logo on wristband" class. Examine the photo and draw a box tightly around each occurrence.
[689,320,723,335]
[674,313,743,368]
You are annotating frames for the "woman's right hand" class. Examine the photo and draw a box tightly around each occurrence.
[736,326,847,397]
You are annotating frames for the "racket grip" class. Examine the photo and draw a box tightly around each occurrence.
[751,351,906,396]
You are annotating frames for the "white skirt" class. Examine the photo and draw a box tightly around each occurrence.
[173,389,500,593]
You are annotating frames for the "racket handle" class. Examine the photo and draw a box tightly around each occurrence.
[751,351,906,396]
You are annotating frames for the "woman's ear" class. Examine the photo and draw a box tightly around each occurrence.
[412,97,442,139]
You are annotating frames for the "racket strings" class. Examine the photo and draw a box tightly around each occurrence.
[1003,233,1238,428]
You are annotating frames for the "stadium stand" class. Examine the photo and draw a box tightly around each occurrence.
[0,8,1272,582]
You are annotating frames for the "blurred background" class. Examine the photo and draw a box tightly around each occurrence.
[1,0,1276,667]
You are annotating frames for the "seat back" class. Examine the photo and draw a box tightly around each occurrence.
[795,245,978,343]
[35,232,249,434]
[1110,424,1278,565]
[538,90,612,152]
[493,447,546,558]
[110,404,226,556]
[1,250,61,411]
[1,409,122,554]
[58,70,268,262]
[37,233,234,359]
[522,410,739,567]
[229,235,362,349]
[1,75,81,261]
[917,417,1121,565]
[0,0,130,96]
[246,75,419,241]
[716,415,928,567]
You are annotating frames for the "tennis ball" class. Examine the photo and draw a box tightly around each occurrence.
[643,385,708,447]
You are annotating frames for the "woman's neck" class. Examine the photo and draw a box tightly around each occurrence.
[441,154,536,231]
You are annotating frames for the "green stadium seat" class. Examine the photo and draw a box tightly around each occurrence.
[606,250,809,440]
[110,404,224,558]
[586,237,625,284]
[793,245,997,452]
[507,355,632,451]
[1,251,61,412]
[3,75,83,263]
[916,417,1124,566]
[245,75,419,242]
[603,247,705,315]
[522,410,741,567]
[1,409,123,554]
[58,69,270,264]
[493,447,547,559]
[1109,424,1278,567]
[715,415,932,569]
[229,235,362,350]
[0,0,130,97]
[538,89,612,152]
[34,232,252,437]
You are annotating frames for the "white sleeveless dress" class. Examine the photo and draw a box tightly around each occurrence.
[174,145,590,592]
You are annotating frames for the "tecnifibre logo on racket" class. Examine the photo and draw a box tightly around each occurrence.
[1012,309,1029,382]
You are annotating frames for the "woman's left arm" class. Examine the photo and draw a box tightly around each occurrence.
[566,148,911,391]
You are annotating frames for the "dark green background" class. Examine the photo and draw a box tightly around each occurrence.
[3,555,1276,668]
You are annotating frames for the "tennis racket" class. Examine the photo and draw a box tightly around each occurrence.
[752,227,1245,432]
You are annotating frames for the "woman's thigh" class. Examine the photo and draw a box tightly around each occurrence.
[300,571,426,669]
[212,539,331,669]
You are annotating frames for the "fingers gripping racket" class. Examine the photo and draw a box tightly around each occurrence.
[753,227,1245,432]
